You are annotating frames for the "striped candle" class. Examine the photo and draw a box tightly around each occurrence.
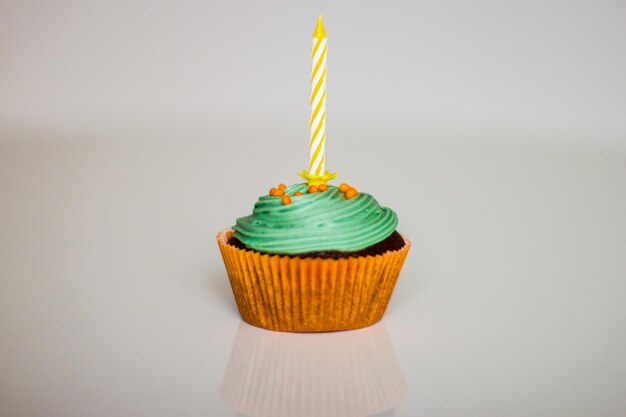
[309,16,327,176]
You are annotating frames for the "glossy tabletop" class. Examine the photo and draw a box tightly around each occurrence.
[1,134,625,416]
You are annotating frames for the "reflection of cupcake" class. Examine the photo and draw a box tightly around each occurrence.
[217,182,409,332]
[220,321,407,417]
[216,17,409,332]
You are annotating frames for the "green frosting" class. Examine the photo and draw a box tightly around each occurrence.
[232,184,398,254]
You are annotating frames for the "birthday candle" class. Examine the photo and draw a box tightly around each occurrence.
[309,16,327,176]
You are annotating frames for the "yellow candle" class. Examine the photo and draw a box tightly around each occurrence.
[298,16,336,186]
[309,16,327,176]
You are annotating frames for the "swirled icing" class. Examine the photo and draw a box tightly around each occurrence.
[232,184,398,254]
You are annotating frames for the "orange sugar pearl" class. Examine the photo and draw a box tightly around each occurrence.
[338,183,350,193]
[278,183,287,190]
[294,191,303,196]
[345,187,358,199]
[308,185,319,193]
[318,184,328,192]
[270,188,284,197]
[282,195,292,205]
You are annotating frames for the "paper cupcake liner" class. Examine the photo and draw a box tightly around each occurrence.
[217,229,410,332]
[220,321,407,417]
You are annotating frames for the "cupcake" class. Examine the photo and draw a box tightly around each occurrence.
[216,17,409,332]
[217,181,409,332]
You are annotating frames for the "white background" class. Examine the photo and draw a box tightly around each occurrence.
[1,1,625,416]
[2,0,625,147]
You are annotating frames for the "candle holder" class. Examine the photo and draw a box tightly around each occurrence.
[297,169,337,186]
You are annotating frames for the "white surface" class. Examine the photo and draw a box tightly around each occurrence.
[1,134,625,416]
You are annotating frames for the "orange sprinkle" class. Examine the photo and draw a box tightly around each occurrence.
[345,187,358,199]
[269,187,277,196]
[294,191,303,196]
[338,183,350,193]
[318,184,328,192]
[282,195,291,205]
[308,185,319,193]
[270,188,284,197]
[278,183,287,190]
